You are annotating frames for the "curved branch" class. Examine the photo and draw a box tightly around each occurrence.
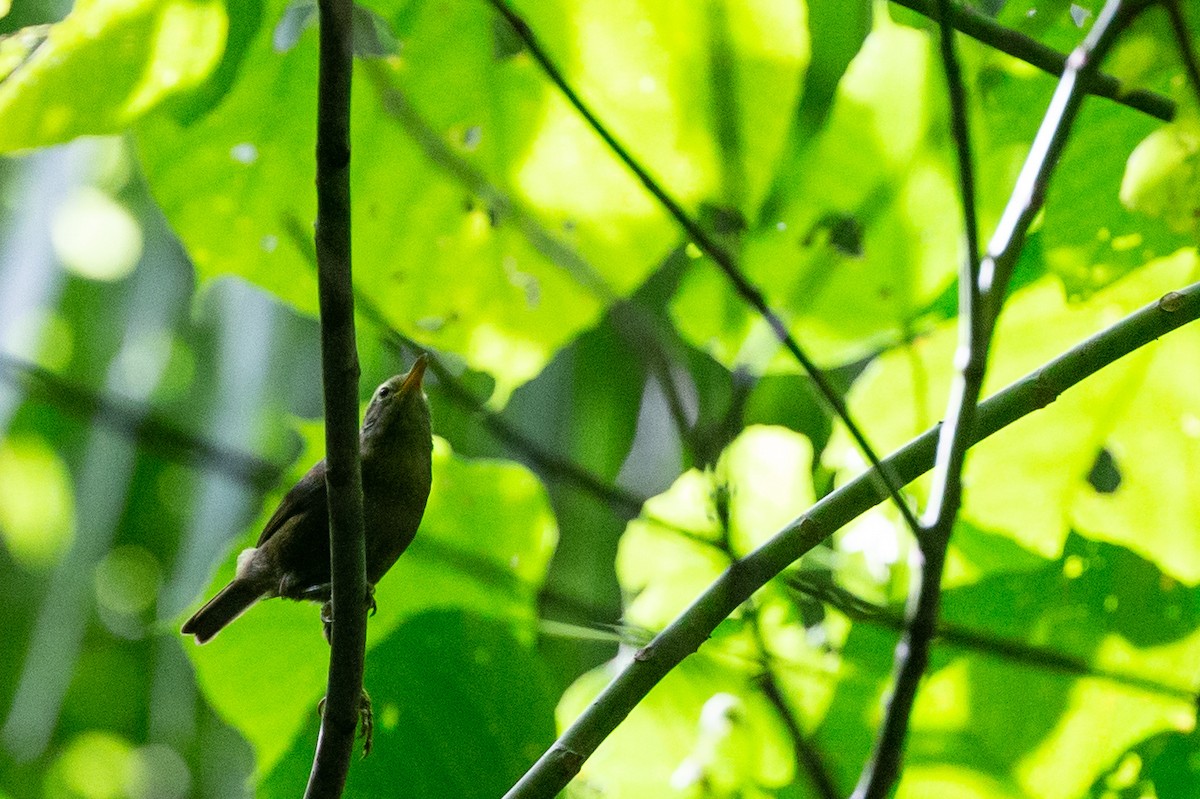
[305,0,366,795]
[503,281,1200,799]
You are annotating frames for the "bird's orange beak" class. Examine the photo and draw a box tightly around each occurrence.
[399,354,428,396]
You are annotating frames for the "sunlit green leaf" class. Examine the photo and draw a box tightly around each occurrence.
[672,11,958,371]
[828,252,1200,579]
[138,0,810,398]
[618,425,814,629]
[0,0,229,151]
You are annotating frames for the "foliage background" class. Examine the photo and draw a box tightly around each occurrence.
[1,0,1199,797]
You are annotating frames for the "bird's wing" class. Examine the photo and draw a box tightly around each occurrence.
[256,460,328,546]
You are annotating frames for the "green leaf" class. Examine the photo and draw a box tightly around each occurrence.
[180,435,557,773]
[137,0,810,397]
[1043,101,1189,299]
[671,13,958,371]
[1121,118,1200,238]
[827,252,1200,580]
[619,425,815,630]
[261,609,559,799]
[815,534,1200,796]
[0,0,229,151]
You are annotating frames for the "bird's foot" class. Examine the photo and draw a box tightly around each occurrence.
[315,689,374,757]
[321,600,334,643]
[358,688,374,757]
[320,587,377,641]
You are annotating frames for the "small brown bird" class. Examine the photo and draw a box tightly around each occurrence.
[182,356,433,643]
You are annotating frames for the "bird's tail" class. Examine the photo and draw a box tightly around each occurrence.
[181,579,266,644]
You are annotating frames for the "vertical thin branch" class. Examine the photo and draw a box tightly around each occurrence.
[746,606,839,799]
[304,0,366,796]
[852,1,1153,796]
[851,0,983,795]
[484,0,924,542]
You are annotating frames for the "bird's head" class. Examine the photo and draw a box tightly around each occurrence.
[361,355,432,458]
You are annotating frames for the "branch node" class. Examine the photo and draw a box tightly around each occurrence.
[1159,291,1185,312]
[551,744,585,779]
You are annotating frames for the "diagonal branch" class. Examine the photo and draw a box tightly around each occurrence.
[484,0,924,542]
[0,354,284,490]
[502,281,1200,799]
[785,575,1199,702]
[305,0,367,795]
[1160,0,1200,108]
[891,0,1175,121]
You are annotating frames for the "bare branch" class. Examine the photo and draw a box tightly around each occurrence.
[304,0,366,794]
[850,0,986,793]
[891,0,1175,121]
[853,2,1158,795]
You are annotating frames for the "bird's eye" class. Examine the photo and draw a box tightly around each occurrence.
[378,386,391,399]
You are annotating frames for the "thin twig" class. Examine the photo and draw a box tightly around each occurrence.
[1160,0,1200,108]
[0,354,283,490]
[851,0,986,794]
[484,0,924,543]
[890,0,1175,122]
[304,0,366,794]
[786,575,1199,702]
[745,603,839,799]
[502,281,1200,799]
[712,489,839,799]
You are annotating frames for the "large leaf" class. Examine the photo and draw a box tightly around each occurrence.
[671,11,959,370]
[0,0,233,151]
[259,609,559,799]
[137,0,811,397]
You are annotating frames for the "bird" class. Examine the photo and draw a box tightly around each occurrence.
[182,356,434,644]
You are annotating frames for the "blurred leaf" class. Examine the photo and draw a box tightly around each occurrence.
[0,433,75,568]
[0,0,230,151]
[1121,117,1200,237]
[1087,726,1200,798]
[260,609,558,799]
[179,435,556,772]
